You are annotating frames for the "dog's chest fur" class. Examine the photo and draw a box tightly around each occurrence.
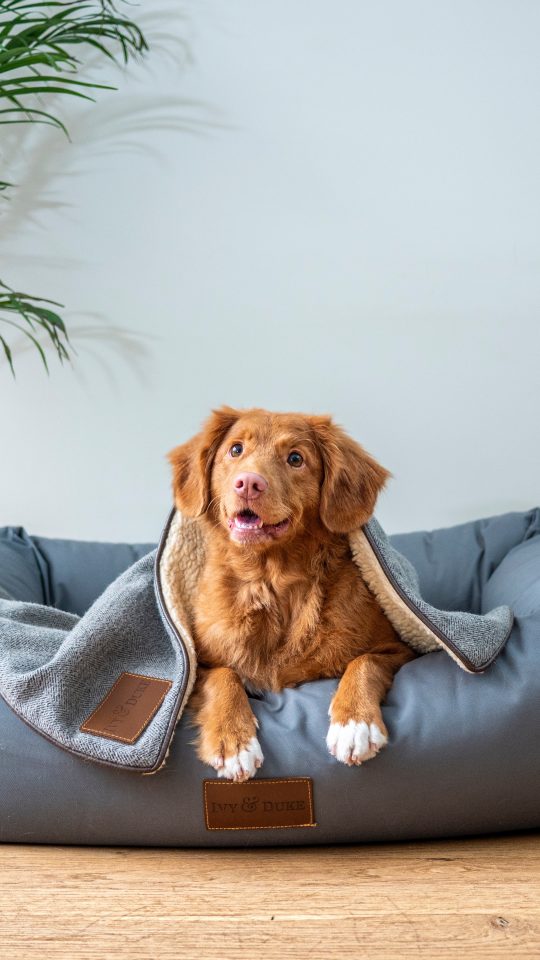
[193,536,390,691]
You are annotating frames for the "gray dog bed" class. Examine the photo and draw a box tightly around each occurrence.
[0,508,538,846]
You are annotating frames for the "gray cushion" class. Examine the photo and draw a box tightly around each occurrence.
[30,533,155,616]
[0,527,51,604]
[0,509,538,846]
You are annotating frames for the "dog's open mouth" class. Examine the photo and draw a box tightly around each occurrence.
[228,509,290,543]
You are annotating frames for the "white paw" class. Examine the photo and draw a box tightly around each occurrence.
[211,736,264,782]
[326,720,387,766]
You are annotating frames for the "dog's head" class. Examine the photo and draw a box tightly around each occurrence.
[168,406,390,547]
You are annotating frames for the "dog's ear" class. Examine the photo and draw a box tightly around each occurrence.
[168,406,240,517]
[311,417,391,533]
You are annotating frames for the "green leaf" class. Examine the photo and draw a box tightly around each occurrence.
[0,334,15,376]
[1,74,115,89]
[27,305,67,331]
[0,105,69,132]
[0,315,50,372]
[0,1,150,374]
[0,282,70,372]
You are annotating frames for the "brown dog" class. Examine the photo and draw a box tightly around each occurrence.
[168,406,415,781]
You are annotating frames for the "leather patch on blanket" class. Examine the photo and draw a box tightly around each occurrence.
[203,777,316,830]
[80,672,172,744]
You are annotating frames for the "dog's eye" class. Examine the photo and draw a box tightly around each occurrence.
[229,443,243,458]
[287,451,304,467]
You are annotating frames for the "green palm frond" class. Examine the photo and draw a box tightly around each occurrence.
[0,0,149,374]
[0,281,69,374]
[0,1,147,130]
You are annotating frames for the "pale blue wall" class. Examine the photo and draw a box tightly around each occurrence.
[1,0,539,540]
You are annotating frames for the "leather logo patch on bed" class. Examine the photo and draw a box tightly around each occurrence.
[80,672,172,744]
[203,777,316,830]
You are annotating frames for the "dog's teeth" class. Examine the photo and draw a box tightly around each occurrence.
[234,515,264,531]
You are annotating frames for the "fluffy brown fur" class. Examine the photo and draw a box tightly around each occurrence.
[168,406,415,781]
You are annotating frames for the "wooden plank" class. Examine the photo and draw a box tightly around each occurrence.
[0,834,538,959]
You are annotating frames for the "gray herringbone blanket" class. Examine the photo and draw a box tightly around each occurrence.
[0,510,513,772]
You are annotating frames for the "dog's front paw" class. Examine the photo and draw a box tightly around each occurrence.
[209,735,264,782]
[326,718,387,766]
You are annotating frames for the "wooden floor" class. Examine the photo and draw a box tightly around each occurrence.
[1,833,538,959]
